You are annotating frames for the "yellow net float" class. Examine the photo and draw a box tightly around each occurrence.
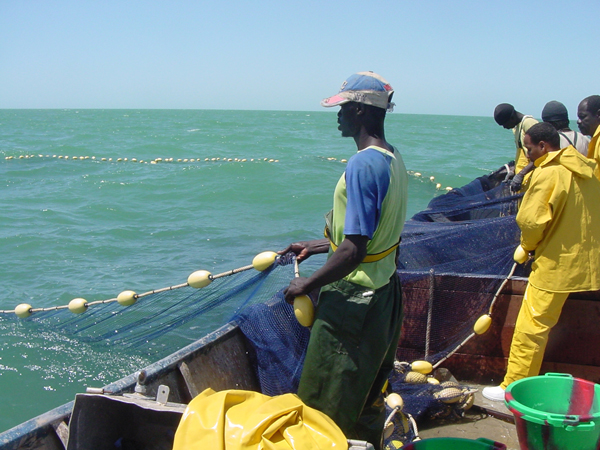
[117,290,137,306]
[69,298,89,314]
[187,270,213,289]
[15,303,32,319]
[293,295,314,327]
[386,393,404,411]
[474,314,492,335]
[252,251,278,272]
[410,360,433,375]
[513,244,528,264]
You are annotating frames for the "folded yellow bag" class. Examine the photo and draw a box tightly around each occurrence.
[173,388,347,450]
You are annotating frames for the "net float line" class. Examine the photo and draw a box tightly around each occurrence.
[5,154,451,190]
[1,251,280,319]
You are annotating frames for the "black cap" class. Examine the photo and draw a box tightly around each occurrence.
[542,101,568,122]
[494,103,515,125]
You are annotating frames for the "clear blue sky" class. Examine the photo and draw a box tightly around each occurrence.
[1,0,598,117]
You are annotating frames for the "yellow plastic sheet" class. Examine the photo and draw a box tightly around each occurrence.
[173,388,348,450]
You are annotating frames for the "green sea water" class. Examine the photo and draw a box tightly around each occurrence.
[0,109,512,432]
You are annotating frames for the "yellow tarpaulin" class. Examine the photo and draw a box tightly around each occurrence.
[173,388,347,450]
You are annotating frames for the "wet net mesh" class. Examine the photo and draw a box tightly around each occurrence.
[19,254,299,361]
[396,164,530,364]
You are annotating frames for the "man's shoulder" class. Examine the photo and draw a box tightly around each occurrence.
[521,116,538,131]
[349,147,393,168]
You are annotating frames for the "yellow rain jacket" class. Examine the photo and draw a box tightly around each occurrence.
[172,388,347,450]
[587,125,600,180]
[517,146,600,293]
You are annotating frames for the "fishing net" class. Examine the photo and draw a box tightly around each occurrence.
[396,164,531,364]
[235,292,311,396]
[12,254,297,360]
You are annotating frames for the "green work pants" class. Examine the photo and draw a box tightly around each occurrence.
[297,275,403,450]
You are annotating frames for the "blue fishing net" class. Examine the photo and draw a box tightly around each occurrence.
[235,289,311,396]
[396,164,531,364]
[18,254,297,359]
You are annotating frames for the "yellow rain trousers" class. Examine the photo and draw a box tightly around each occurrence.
[172,388,347,450]
[501,283,569,388]
[501,146,600,388]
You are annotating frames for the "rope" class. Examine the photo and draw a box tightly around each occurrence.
[432,261,518,369]
[2,254,273,317]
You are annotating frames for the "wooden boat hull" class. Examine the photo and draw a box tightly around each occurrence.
[398,273,600,384]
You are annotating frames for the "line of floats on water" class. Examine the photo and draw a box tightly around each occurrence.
[4,154,451,191]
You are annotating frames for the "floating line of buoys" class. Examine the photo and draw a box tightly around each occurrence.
[407,170,452,191]
[5,154,453,190]
[4,155,280,164]
[319,158,451,191]
[2,251,281,319]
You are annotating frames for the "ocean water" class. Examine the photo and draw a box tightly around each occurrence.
[0,109,512,432]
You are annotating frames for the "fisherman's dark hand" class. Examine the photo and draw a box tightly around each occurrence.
[509,173,524,193]
[279,242,311,262]
[279,239,329,262]
[284,277,311,304]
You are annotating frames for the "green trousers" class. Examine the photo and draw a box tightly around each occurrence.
[297,275,403,450]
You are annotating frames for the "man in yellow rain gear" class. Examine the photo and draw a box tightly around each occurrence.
[577,95,600,179]
[494,103,538,192]
[483,122,600,401]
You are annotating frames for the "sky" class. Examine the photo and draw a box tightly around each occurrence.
[1,0,598,117]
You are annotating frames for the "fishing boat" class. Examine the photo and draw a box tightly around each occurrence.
[2,163,599,450]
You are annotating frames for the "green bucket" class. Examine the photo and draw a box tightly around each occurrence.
[402,437,506,449]
[505,373,600,450]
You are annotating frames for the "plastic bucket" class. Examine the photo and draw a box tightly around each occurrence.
[505,373,600,450]
[402,437,506,449]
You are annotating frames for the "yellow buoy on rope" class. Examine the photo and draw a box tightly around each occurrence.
[117,290,137,306]
[513,245,529,264]
[474,314,492,335]
[252,251,278,272]
[386,393,404,411]
[68,298,89,314]
[187,270,213,289]
[15,303,32,319]
[293,295,314,327]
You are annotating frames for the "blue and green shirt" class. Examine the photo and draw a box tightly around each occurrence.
[327,145,408,289]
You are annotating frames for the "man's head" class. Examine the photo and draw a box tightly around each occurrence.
[524,122,561,163]
[577,95,600,137]
[494,103,520,129]
[542,101,570,131]
[322,72,393,139]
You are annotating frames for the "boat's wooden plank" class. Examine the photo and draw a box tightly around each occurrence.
[53,422,68,449]
[0,401,72,450]
[177,328,260,393]
[178,361,200,399]
[101,322,258,399]
[399,274,600,384]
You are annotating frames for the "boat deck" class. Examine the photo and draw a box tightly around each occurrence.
[418,384,520,450]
